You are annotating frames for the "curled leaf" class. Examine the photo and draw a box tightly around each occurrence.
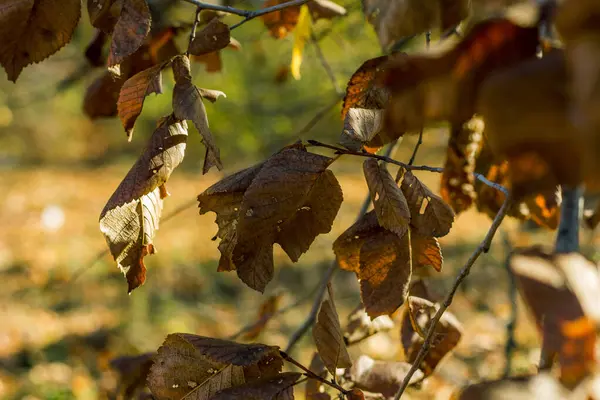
[189,19,231,56]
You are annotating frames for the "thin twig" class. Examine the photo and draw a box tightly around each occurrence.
[280,351,349,395]
[230,0,313,30]
[186,6,203,56]
[311,31,343,95]
[394,195,512,399]
[285,142,399,353]
[408,130,423,165]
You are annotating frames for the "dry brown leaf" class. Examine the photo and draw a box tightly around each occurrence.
[117,62,166,140]
[441,118,484,214]
[350,355,424,397]
[211,372,301,400]
[412,233,442,273]
[401,297,463,376]
[99,116,187,292]
[189,18,231,56]
[198,145,343,292]
[344,304,395,346]
[110,353,154,399]
[85,29,109,67]
[313,298,352,375]
[198,88,226,103]
[0,0,81,82]
[242,294,283,341]
[88,0,120,33]
[261,0,345,39]
[400,170,455,237]
[363,0,469,50]
[172,54,223,173]
[305,352,330,400]
[108,0,151,66]
[340,108,384,152]
[84,70,125,118]
[363,159,411,237]
[333,211,381,273]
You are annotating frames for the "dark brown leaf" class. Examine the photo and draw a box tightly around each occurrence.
[342,56,390,125]
[350,355,423,397]
[305,353,330,400]
[313,298,352,375]
[108,0,151,66]
[333,211,381,273]
[110,353,154,399]
[189,19,231,56]
[88,0,119,33]
[172,54,223,173]
[401,297,462,376]
[344,305,395,346]
[0,0,81,82]
[411,233,442,273]
[117,62,166,140]
[441,118,484,214]
[85,29,109,67]
[400,170,454,237]
[363,0,469,50]
[363,159,411,237]
[84,70,125,118]
[211,372,301,400]
[99,116,187,292]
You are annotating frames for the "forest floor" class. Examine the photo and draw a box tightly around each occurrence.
[1,159,598,399]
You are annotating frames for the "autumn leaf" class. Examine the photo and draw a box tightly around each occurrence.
[88,0,120,33]
[349,355,424,397]
[110,353,154,399]
[342,56,390,121]
[363,159,411,237]
[363,0,469,50]
[261,0,345,39]
[401,297,463,377]
[172,54,223,173]
[400,170,455,237]
[411,233,442,273]
[85,30,109,67]
[189,19,231,56]
[344,304,395,346]
[100,116,187,292]
[84,70,126,118]
[290,5,311,80]
[148,333,284,399]
[339,108,384,152]
[0,0,81,82]
[211,372,302,400]
[313,298,352,375]
[441,118,484,214]
[117,62,167,140]
[108,0,151,66]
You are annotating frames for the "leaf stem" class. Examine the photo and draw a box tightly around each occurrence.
[393,194,513,399]
[280,351,349,395]
[186,6,203,56]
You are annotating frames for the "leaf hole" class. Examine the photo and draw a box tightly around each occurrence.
[374,193,380,201]
[419,198,429,215]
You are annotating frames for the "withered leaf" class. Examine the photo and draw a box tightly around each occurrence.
[412,233,442,273]
[363,0,469,50]
[88,0,119,33]
[84,70,125,118]
[510,248,600,386]
[108,0,151,66]
[261,0,301,39]
[441,118,484,214]
[400,170,454,237]
[99,116,187,292]
[313,298,352,375]
[172,54,223,174]
[148,334,246,400]
[344,304,395,346]
[340,108,384,152]
[305,352,330,400]
[333,211,380,273]
[359,227,412,318]
[401,297,462,376]
[211,372,301,400]
[350,355,423,397]
[363,159,411,237]
[342,56,390,123]
[110,353,154,399]
[117,62,166,140]
[0,0,81,82]
[85,30,108,67]
[189,19,231,56]
[199,88,226,103]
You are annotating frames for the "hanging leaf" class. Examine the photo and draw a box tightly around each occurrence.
[172,54,223,173]
[363,0,469,50]
[84,70,126,118]
[313,298,352,375]
[401,297,463,377]
[363,159,411,237]
[261,0,345,39]
[198,144,343,292]
[440,118,484,214]
[340,108,384,152]
[290,5,311,80]
[211,372,301,400]
[85,30,109,67]
[242,293,283,340]
[189,19,231,56]
[0,0,81,82]
[88,0,119,33]
[110,353,154,399]
[349,355,424,397]
[108,0,151,66]
[411,233,442,273]
[305,353,331,400]
[117,62,168,140]
[344,304,395,346]
[99,116,187,292]
[400,170,455,237]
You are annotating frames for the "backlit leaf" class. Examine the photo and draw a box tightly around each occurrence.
[189,19,231,56]
[290,5,311,80]
[344,304,395,346]
[99,116,187,292]
[342,56,390,121]
[339,108,384,152]
[108,0,151,66]
[261,0,301,39]
[0,0,81,82]
[88,0,119,33]
[411,233,442,273]
[313,298,352,375]
[350,355,424,397]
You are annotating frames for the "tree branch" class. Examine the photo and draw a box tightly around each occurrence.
[280,351,349,395]
[233,0,313,30]
[311,32,343,95]
[394,194,513,399]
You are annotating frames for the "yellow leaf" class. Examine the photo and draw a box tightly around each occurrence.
[290,5,311,80]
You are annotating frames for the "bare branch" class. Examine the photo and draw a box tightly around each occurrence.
[394,194,513,399]
[180,0,252,16]
[408,130,423,165]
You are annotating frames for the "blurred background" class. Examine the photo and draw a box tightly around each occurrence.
[1,1,599,399]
